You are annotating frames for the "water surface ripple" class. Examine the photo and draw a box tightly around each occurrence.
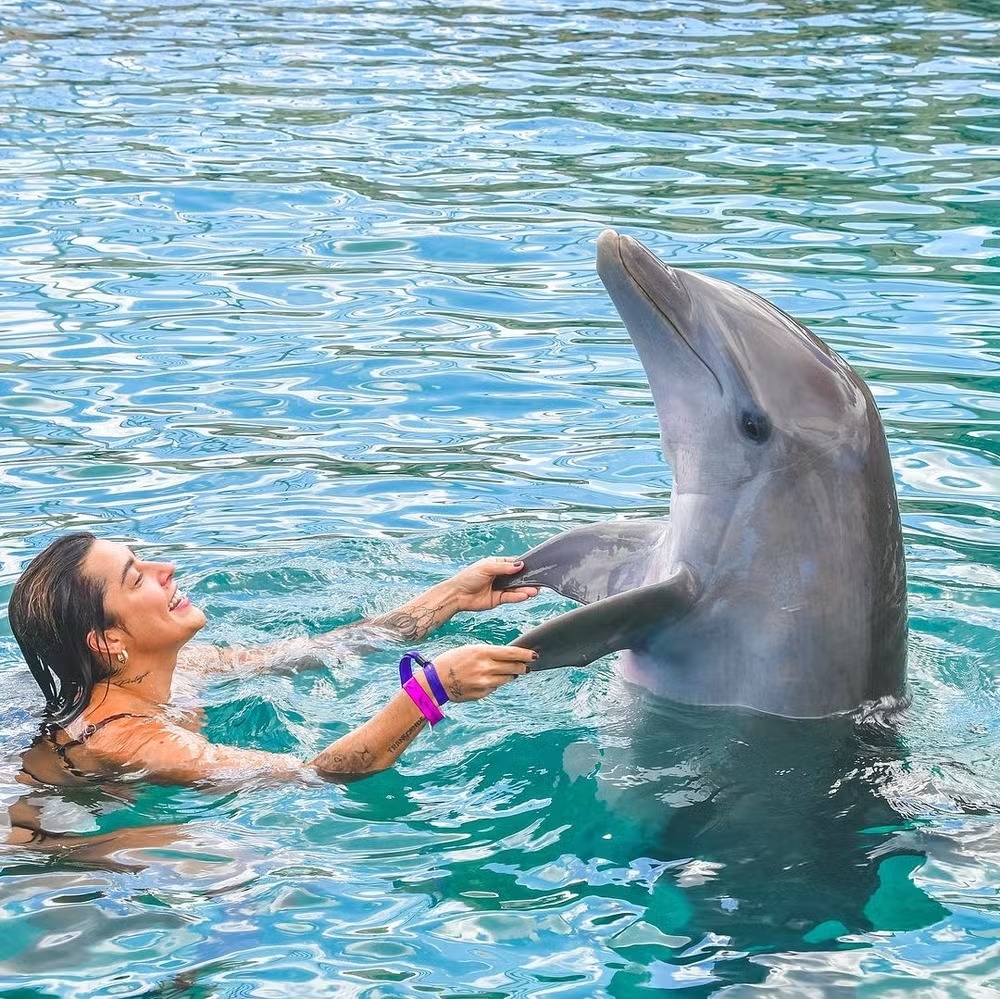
[1,0,999,995]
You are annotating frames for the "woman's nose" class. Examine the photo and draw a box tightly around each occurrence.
[154,561,176,583]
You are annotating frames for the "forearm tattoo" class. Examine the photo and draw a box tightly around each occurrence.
[319,744,375,774]
[313,591,452,657]
[387,719,423,754]
[371,600,448,643]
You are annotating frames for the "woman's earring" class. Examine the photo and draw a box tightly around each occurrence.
[116,649,129,666]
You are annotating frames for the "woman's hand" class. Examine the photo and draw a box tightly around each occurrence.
[446,556,539,613]
[431,644,536,703]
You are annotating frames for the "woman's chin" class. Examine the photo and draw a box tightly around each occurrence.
[179,605,208,632]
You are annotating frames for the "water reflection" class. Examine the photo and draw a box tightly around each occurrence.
[1,0,998,989]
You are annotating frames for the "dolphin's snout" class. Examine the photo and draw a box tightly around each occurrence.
[596,229,621,276]
[595,229,717,393]
[597,229,681,287]
[597,228,620,253]
[599,230,689,314]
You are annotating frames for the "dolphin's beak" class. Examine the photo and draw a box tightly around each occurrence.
[596,229,628,288]
[596,229,693,321]
[596,229,717,393]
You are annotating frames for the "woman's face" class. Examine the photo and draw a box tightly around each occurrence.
[84,540,207,656]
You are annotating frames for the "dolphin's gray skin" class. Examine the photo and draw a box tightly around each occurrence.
[502,230,907,718]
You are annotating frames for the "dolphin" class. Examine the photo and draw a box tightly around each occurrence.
[502,230,908,718]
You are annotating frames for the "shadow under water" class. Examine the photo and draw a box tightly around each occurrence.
[592,690,948,977]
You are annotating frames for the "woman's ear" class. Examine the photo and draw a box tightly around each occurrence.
[87,628,124,661]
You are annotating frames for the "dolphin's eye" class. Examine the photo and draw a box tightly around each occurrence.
[740,410,771,443]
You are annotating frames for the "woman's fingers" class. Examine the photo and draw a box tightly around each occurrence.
[496,586,538,603]
[498,662,529,678]
[434,643,536,701]
[490,644,536,663]
[488,651,533,680]
[484,556,526,575]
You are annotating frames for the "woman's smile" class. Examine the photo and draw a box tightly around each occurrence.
[167,589,191,613]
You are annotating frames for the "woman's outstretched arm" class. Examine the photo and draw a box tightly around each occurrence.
[182,556,537,677]
[85,644,535,785]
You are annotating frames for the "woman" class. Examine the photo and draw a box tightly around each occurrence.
[7,532,539,786]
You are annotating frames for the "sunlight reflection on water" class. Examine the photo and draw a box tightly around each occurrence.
[1,0,998,994]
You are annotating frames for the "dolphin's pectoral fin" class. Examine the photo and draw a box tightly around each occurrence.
[494,521,669,604]
[511,564,698,671]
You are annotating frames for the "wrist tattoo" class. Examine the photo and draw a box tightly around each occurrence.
[373,601,448,643]
[387,719,423,754]
[447,665,465,700]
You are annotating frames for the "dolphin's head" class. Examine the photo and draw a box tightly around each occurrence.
[596,230,875,493]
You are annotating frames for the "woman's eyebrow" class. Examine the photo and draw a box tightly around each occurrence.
[119,556,137,586]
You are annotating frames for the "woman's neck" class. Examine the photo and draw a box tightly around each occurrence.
[107,651,177,707]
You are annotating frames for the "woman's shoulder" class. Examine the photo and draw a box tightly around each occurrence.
[72,708,211,777]
[41,691,303,786]
[63,704,159,760]
[67,687,200,750]
[19,706,163,786]
[69,707,153,738]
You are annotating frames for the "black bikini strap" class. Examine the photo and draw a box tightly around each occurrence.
[63,712,151,749]
[53,712,151,780]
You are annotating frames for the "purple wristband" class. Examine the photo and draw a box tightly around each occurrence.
[399,651,422,685]
[402,676,444,726]
[399,651,449,705]
[422,662,449,706]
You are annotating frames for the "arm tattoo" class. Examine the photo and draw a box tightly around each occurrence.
[321,745,375,772]
[310,589,454,657]
[371,600,448,643]
[387,719,423,754]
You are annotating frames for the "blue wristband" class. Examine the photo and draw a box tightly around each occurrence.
[399,651,449,705]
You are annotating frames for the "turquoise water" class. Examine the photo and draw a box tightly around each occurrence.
[1,0,998,993]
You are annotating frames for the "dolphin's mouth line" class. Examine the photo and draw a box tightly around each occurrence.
[614,238,723,395]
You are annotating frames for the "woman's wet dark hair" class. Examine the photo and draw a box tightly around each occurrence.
[8,532,119,725]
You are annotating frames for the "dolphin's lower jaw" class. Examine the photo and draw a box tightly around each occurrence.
[595,230,691,347]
